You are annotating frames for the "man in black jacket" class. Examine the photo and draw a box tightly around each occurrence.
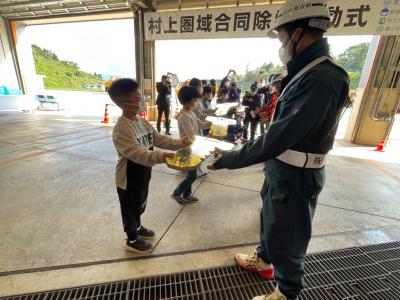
[156,75,172,135]
[208,1,349,299]
[242,83,262,141]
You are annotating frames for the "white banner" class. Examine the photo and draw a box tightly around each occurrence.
[144,0,400,41]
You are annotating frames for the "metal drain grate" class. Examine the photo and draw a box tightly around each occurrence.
[1,241,399,300]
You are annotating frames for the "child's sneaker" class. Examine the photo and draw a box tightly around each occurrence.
[124,239,153,254]
[137,225,155,240]
[183,195,199,203]
[171,194,186,204]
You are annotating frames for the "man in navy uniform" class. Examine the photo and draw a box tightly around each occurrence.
[208,1,349,299]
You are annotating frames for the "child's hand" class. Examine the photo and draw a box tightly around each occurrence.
[181,137,191,147]
[162,152,175,162]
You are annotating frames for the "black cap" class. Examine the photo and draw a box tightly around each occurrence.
[178,86,201,104]
[250,83,258,91]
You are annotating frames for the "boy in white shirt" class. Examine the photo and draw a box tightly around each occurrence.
[171,86,210,204]
[109,78,190,253]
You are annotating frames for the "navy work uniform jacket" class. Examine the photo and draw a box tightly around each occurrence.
[214,38,349,171]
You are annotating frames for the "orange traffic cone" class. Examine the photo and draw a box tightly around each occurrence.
[376,140,385,152]
[102,104,111,124]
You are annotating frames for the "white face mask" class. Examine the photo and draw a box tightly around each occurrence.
[279,38,293,65]
[278,29,302,65]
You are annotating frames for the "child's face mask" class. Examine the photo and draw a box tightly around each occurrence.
[139,95,147,113]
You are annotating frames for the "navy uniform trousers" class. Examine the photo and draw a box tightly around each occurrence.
[256,158,325,299]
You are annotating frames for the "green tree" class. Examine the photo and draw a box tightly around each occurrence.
[335,43,369,90]
[336,43,369,72]
[237,62,285,93]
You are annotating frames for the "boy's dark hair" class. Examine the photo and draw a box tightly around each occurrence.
[220,88,229,95]
[108,78,139,105]
[202,85,212,95]
[161,75,168,81]
[201,79,208,86]
[189,78,202,88]
[178,86,201,105]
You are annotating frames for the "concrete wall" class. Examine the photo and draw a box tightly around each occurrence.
[0,17,19,90]
[14,23,39,95]
[0,95,37,111]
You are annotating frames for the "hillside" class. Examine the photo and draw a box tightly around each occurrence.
[32,44,104,91]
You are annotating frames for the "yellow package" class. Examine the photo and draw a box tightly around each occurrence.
[165,153,204,171]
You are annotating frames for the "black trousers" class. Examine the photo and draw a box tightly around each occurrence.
[157,104,170,133]
[243,117,260,141]
[117,185,149,241]
[256,159,325,298]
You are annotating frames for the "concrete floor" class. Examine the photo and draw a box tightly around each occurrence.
[0,111,399,296]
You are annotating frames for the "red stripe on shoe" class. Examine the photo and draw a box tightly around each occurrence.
[256,268,275,280]
[236,262,275,280]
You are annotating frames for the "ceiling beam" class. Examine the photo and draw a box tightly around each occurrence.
[0,0,65,9]
[0,0,134,10]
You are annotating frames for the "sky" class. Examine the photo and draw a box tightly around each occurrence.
[26,19,373,81]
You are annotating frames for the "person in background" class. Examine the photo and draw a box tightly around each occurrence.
[202,85,213,110]
[225,80,242,119]
[227,80,241,104]
[226,111,246,143]
[189,77,203,96]
[218,69,236,96]
[171,86,211,204]
[242,83,262,141]
[108,78,189,254]
[156,75,172,135]
[257,77,271,107]
[216,88,229,104]
[201,79,208,87]
[260,74,283,131]
[190,77,213,122]
[210,79,217,98]
[200,85,215,136]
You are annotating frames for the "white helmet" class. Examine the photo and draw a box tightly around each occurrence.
[267,0,332,38]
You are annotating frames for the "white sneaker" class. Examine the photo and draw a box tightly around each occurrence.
[235,251,274,280]
[252,286,288,300]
